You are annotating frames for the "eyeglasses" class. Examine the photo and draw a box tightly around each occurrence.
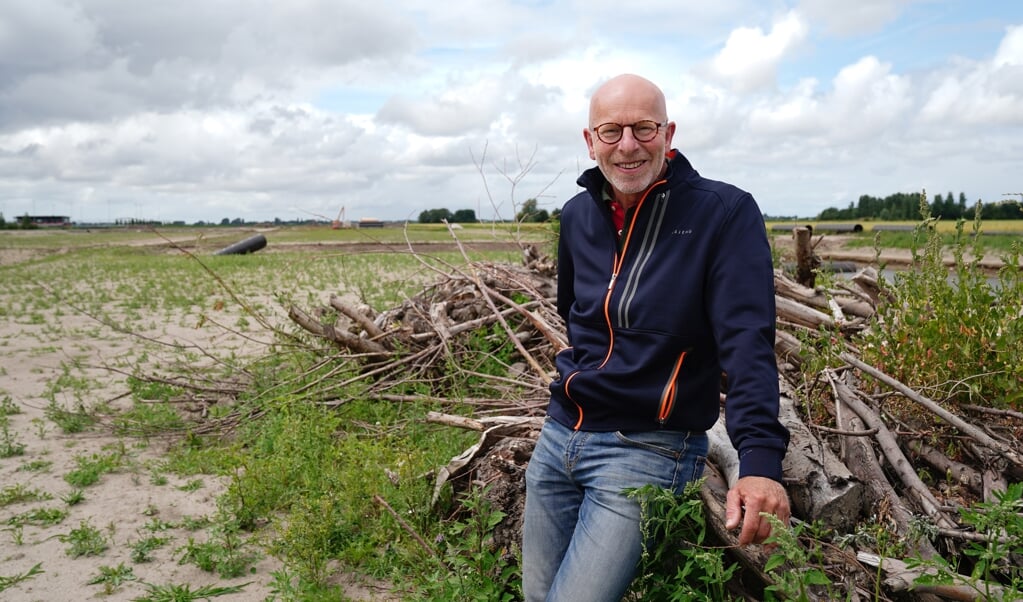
[591,120,667,144]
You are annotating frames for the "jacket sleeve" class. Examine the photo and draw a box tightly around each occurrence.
[705,193,789,482]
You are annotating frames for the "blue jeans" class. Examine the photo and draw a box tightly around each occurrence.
[522,417,708,602]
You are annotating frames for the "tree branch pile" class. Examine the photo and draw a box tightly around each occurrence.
[286,244,1023,600]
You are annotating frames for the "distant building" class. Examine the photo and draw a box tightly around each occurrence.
[27,215,71,227]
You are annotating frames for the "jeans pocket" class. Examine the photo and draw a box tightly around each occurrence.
[614,430,688,460]
[691,454,707,483]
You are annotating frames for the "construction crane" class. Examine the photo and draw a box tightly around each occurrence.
[331,205,350,229]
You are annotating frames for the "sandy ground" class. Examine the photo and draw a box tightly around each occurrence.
[0,243,395,601]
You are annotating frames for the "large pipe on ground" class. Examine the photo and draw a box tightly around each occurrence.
[214,234,267,255]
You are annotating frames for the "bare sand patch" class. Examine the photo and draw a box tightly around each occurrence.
[0,305,284,600]
[1,282,394,600]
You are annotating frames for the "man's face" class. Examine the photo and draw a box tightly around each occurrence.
[584,87,675,199]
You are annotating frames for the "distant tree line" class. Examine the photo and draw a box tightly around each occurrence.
[417,198,560,224]
[417,208,478,224]
[818,192,1023,221]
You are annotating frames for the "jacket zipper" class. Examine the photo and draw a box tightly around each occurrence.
[597,183,664,369]
[567,181,667,431]
[657,351,688,424]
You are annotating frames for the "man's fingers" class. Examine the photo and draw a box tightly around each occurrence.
[724,488,742,530]
[737,499,763,545]
[727,476,791,545]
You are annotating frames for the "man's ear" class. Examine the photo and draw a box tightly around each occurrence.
[583,128,596,160]
[663,121,677,153]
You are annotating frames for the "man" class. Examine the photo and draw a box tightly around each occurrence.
[522,74,790,601]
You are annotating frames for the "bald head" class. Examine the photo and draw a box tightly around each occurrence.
[588,74,668,127]
[583,74,675,207]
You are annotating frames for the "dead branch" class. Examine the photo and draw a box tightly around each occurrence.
[840,352,1023,469]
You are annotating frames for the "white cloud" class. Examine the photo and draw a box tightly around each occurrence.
[0,1,1021,223]
[827,56,912,139]
[706,11,808,92]
[994,24,1023,67]
[920,26,1023,126]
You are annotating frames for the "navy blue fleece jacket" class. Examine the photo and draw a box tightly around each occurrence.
[548,150,789,482]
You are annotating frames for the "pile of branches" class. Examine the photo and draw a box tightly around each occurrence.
[287,242,1023,601]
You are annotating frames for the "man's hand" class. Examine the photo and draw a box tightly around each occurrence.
[724,476,790,546]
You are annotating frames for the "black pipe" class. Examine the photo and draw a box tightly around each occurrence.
[214,234,267,255]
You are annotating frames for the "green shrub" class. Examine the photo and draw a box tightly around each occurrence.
[861,193,1023,409]
[625,481,740,601]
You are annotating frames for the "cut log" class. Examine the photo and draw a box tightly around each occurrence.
[906,439,983,495]
[776,295,834,330]
[709,395,865,532]
[778,396,864,531]
[774,271,874,319]
[794,227,819,287]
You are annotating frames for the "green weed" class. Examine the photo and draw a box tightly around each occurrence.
[143,517,177,532]
[417,487,520,601]
[0,415,26,457]
[177,478,204,492]
[87,562,137,595]
[60,519,109,557]
[911,482,1023,600]
[625,481,740,601]
[176,515,260,578]
[64,450,125,487]
[179,514,213,531]
[861,193,1023,409]
[44,399,96,434]
[6,506,68,527]
[0,483,52,507]
[0,394,19,415]
[18,459,52,472]
[0,562,43,594]
[762,517,842,601]
[61,488,85,506]
[131,535,172,563]
[133,581,250,601]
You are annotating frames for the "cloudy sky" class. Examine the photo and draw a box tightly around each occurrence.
[1,0,1021,224]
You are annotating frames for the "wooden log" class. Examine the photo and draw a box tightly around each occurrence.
[698,464,775,588]
[329,295,385,339]
[905,439,983,495]
[709,396,864,532]
[776,295,834,330]
[775,330,805,370]
[850,266,888,304]
[287,304,389,356]
[857,552,1010,601]
[832,378,958,531]
[831,374,942,560]
[774,272,874,319]
[794,227,819,287]
[778,396,864,531]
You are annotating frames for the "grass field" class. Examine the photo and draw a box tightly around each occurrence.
[0,221,552,250]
